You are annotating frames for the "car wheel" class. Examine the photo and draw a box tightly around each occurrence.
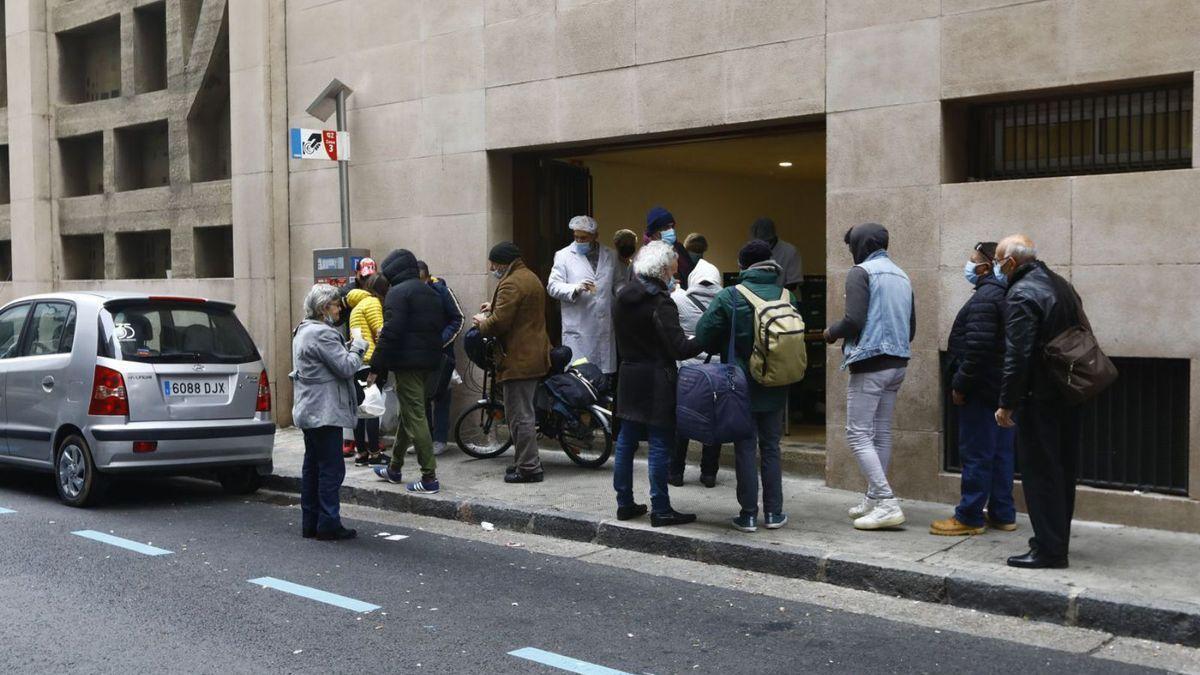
[218,467,263,495]
[56,435,106,508]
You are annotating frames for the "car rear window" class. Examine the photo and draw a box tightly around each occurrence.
[106,302,260,364]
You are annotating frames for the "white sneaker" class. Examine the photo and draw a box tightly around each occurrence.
[432,442,448,456]
[848,496,879,519]
[405,445,415,455]
[853,498,906,530]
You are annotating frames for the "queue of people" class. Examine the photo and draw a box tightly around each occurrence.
[292,208,1104,570]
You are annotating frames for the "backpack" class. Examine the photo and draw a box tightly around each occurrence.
[463,327,499,370]
[541,371,598,418]
[676,302,756,445]
[1043,278,1117,405]
[570,362,611,398]
[735,285,807,387]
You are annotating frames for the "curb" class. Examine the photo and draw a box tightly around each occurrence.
[263,475,1200,647]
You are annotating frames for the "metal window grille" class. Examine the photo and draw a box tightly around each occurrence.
[968,83,1193,180]
[942,356,1189,496]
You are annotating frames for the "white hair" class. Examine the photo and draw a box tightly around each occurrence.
[633,240,676,282]
[568,215,597,234]
[1007,242,1038,263]
[303,283,341,320]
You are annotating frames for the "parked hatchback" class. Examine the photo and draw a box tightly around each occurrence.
[0,292,275,506]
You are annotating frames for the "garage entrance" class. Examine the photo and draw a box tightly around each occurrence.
[512,125,827,442]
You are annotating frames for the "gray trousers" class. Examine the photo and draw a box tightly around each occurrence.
[503,378,542,475]
[845,366,906,500]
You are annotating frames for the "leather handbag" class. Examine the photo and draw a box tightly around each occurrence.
[1043,284,1117,405]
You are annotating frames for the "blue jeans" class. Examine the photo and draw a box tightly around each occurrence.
[425,385,452,444]
[733,409,785,519]
[955,397,1016,527]
[301,426,346,534]
[613,420,673,515]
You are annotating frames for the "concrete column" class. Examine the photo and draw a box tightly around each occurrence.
[6,1,54,297]
[229,0,293,422]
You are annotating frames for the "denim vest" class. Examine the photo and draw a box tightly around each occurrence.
[842,250,913,369]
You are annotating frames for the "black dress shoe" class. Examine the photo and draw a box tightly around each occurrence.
[504,471,545,484]
[650,510,697,527]
[505,465,518,475]
[1006,549,1068,569]
[667,474,684,487]
[302,529,316,539]
[700,474,716,488]
[316,527,358,541]
[617,504,648,521]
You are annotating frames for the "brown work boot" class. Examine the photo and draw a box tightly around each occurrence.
[930,516,985,536]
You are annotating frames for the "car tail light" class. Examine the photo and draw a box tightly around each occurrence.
[255,370,272,412]
[132,441,157,453]
[89,366,129,416]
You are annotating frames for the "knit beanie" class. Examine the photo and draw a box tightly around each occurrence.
[738,239,774,270]
[489,241,521,265]
[645,206,674,235]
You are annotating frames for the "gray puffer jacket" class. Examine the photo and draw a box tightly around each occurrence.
[290,319,368,430]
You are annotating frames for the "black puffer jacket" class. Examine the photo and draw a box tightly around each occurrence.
[947,275,1007,406]
[613,276,703,427]
[372,249,447,372]
[999,261,1083,409]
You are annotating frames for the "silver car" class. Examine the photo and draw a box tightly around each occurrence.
[0,292,274,506]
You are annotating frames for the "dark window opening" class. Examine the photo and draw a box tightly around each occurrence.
[115,120,170,191]
[57,15,122,104]
[0,240,11,281]
[943,355,1190,496]
[59,133,105,197]
[116,229,172,279]
[0,145,10,204]
[193,225,233,278]
[134,2,168,94]
[187,7,230,183]
[965,81,1192,181]
[62,234,105,280]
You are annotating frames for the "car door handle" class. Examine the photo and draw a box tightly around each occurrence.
[42,376,55,391]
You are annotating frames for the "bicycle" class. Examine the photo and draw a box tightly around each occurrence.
[454,360,614,469]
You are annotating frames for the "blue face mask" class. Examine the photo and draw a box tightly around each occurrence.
[963,260,982,285]
[666,277,677,292]
[660,229,677,246]
[993,261,1007,284]
[572,241,593,255]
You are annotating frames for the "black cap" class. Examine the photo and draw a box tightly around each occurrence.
[489,241,521,265]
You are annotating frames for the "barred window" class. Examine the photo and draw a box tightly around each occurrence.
[968,82,1192,181]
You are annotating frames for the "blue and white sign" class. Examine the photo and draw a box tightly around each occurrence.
[290,128,351,161]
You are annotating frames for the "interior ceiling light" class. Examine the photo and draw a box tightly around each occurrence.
[778,161,793,167]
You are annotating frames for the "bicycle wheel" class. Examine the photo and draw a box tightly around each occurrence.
[455,401,513,459]
[559,406,613,468]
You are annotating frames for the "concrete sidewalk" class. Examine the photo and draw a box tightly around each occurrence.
[267,428,1200,647]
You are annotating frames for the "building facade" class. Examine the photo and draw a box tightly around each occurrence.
[6,0,1198,532]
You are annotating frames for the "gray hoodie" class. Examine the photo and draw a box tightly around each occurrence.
[290,319,368,430]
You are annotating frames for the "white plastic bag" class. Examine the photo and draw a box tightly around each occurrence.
[358,384,385,418]
[450,369,463,388]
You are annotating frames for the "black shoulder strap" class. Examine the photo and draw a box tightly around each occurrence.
[686,294,708,313]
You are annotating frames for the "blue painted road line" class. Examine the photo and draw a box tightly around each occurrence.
[0,507,14,514]
[72,530,172,556]
[508,648,632,675]
[248,577,380,613]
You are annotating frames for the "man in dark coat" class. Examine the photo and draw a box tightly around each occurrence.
[932,241,1016,537]
[643,206,693,290]
[994,234,1084,569]
[372,249,447,494]
[611,240,703,527]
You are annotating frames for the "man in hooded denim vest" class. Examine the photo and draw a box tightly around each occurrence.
[825,223,916,531]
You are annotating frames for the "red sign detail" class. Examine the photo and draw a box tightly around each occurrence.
[323,130,339,160]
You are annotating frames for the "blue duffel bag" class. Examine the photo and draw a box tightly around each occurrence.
[676,300,755,445]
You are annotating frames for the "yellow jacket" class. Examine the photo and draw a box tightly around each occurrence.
[346,289,384,364]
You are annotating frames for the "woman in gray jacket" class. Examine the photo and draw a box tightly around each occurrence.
[291,284,369,540]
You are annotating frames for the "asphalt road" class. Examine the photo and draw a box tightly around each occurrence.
[0,470,1165,675]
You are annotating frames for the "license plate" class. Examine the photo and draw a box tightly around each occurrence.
[162,379,228,398]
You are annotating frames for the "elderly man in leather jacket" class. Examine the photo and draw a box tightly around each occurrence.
[994,234,1084,570]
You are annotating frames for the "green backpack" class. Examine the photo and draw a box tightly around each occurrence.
[735,285,808,387]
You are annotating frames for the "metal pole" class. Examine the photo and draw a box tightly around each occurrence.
[335,90,351,247]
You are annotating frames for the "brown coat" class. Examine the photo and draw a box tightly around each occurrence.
[478,259,551,383]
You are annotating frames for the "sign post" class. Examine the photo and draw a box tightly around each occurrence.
[304,79,356,247]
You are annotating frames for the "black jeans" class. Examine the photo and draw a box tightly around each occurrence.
[354,417,380,454]
[670,436,721,480]
[1016,401,1081,559]
[301,426,346,535]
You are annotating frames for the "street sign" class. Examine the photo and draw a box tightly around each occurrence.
[290,128,351,161]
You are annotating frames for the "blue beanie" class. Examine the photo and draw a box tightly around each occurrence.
[645,206,674,235]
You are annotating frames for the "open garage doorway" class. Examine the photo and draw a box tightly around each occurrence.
[512,125,827,448]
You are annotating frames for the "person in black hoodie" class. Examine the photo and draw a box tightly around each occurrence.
[994,234,1084,569]
[612,241,703,527]
[931,242,1016,537]
[371,249,448,495]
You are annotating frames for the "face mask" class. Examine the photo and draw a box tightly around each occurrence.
[993,261,1007,284]
[573,241,593,255]
[660,228,677,246]
[666,277,677,292]
[688,252,700,264]
[617,244,634,258]
[491,268,505,280]
[963,260,982,285]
